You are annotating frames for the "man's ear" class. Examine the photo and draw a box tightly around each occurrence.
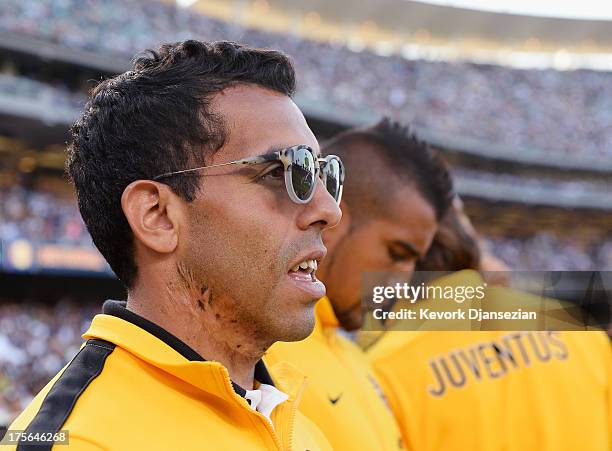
[121,180,181,254]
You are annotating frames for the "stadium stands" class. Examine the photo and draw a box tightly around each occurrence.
[484,235,611,271]
[0,74,84,110]
[0,184,91,246]
[0,299,100,426]
[0,67,608,209]
[2,0,612,158]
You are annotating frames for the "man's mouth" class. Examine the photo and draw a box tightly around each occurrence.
[287,256,325,298]
[289,259,318,281]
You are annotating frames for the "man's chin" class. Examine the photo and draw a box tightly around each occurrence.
[273,308,316,343]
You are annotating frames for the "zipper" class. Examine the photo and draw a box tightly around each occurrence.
[268,390,301,451]
[284,379,307,451]
[219,369,284,450]
[256,411,284,451]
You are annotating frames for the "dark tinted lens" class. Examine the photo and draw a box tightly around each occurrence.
[323,158,341,201]
[291,147,316,201]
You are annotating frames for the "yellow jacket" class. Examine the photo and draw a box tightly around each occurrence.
[5,301,331,451]
[367,272,612,451]
[265,297,404,451]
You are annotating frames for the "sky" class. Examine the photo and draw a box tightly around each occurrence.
[415,0,612,20]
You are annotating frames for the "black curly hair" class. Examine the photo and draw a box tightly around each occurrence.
[66,40,296,287]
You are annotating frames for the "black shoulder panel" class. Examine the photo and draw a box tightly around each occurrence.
[17,339,115,451]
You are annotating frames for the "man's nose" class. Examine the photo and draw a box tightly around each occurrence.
[297,178,342,231]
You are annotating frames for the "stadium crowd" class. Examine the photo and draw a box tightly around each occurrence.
[2,68,609,200]
[0,185,91,246]
[1,0,612,157]
[484,234,612,271]
[0,299,100,426]
[0,73,85,110]
[451,167,612,196]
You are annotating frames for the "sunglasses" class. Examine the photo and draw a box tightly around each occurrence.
[152,145,344,205]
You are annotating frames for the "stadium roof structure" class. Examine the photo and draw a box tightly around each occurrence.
[191,0,612,70]
[258,0,612,49]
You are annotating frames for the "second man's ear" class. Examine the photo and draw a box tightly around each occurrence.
[121,180,181,254]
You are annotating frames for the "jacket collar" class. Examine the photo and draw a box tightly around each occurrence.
[83,300,275,399]
[312,296,341,345]
[315,296,340,329]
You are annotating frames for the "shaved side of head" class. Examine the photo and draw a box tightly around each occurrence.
[322,118,454,225]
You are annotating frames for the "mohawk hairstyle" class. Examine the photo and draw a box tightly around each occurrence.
[323,117,454,221]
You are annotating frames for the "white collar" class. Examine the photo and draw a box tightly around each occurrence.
[244,383,289,425]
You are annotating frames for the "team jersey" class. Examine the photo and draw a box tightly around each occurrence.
[265,297,404,451]
[5,300,331,451]
[367,271,612,451]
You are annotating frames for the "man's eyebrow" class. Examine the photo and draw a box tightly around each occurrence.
[260,146,284,159]
[231,146,284,176]
[393,240,421,259]
[262,144,320,159]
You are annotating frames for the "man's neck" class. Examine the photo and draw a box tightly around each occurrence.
[126,290,265,390]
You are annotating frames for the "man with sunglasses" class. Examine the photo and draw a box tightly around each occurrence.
[265,119,454,450]
[6,40,341,450]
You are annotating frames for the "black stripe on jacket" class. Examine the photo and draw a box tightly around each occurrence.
[17,339,115,451]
